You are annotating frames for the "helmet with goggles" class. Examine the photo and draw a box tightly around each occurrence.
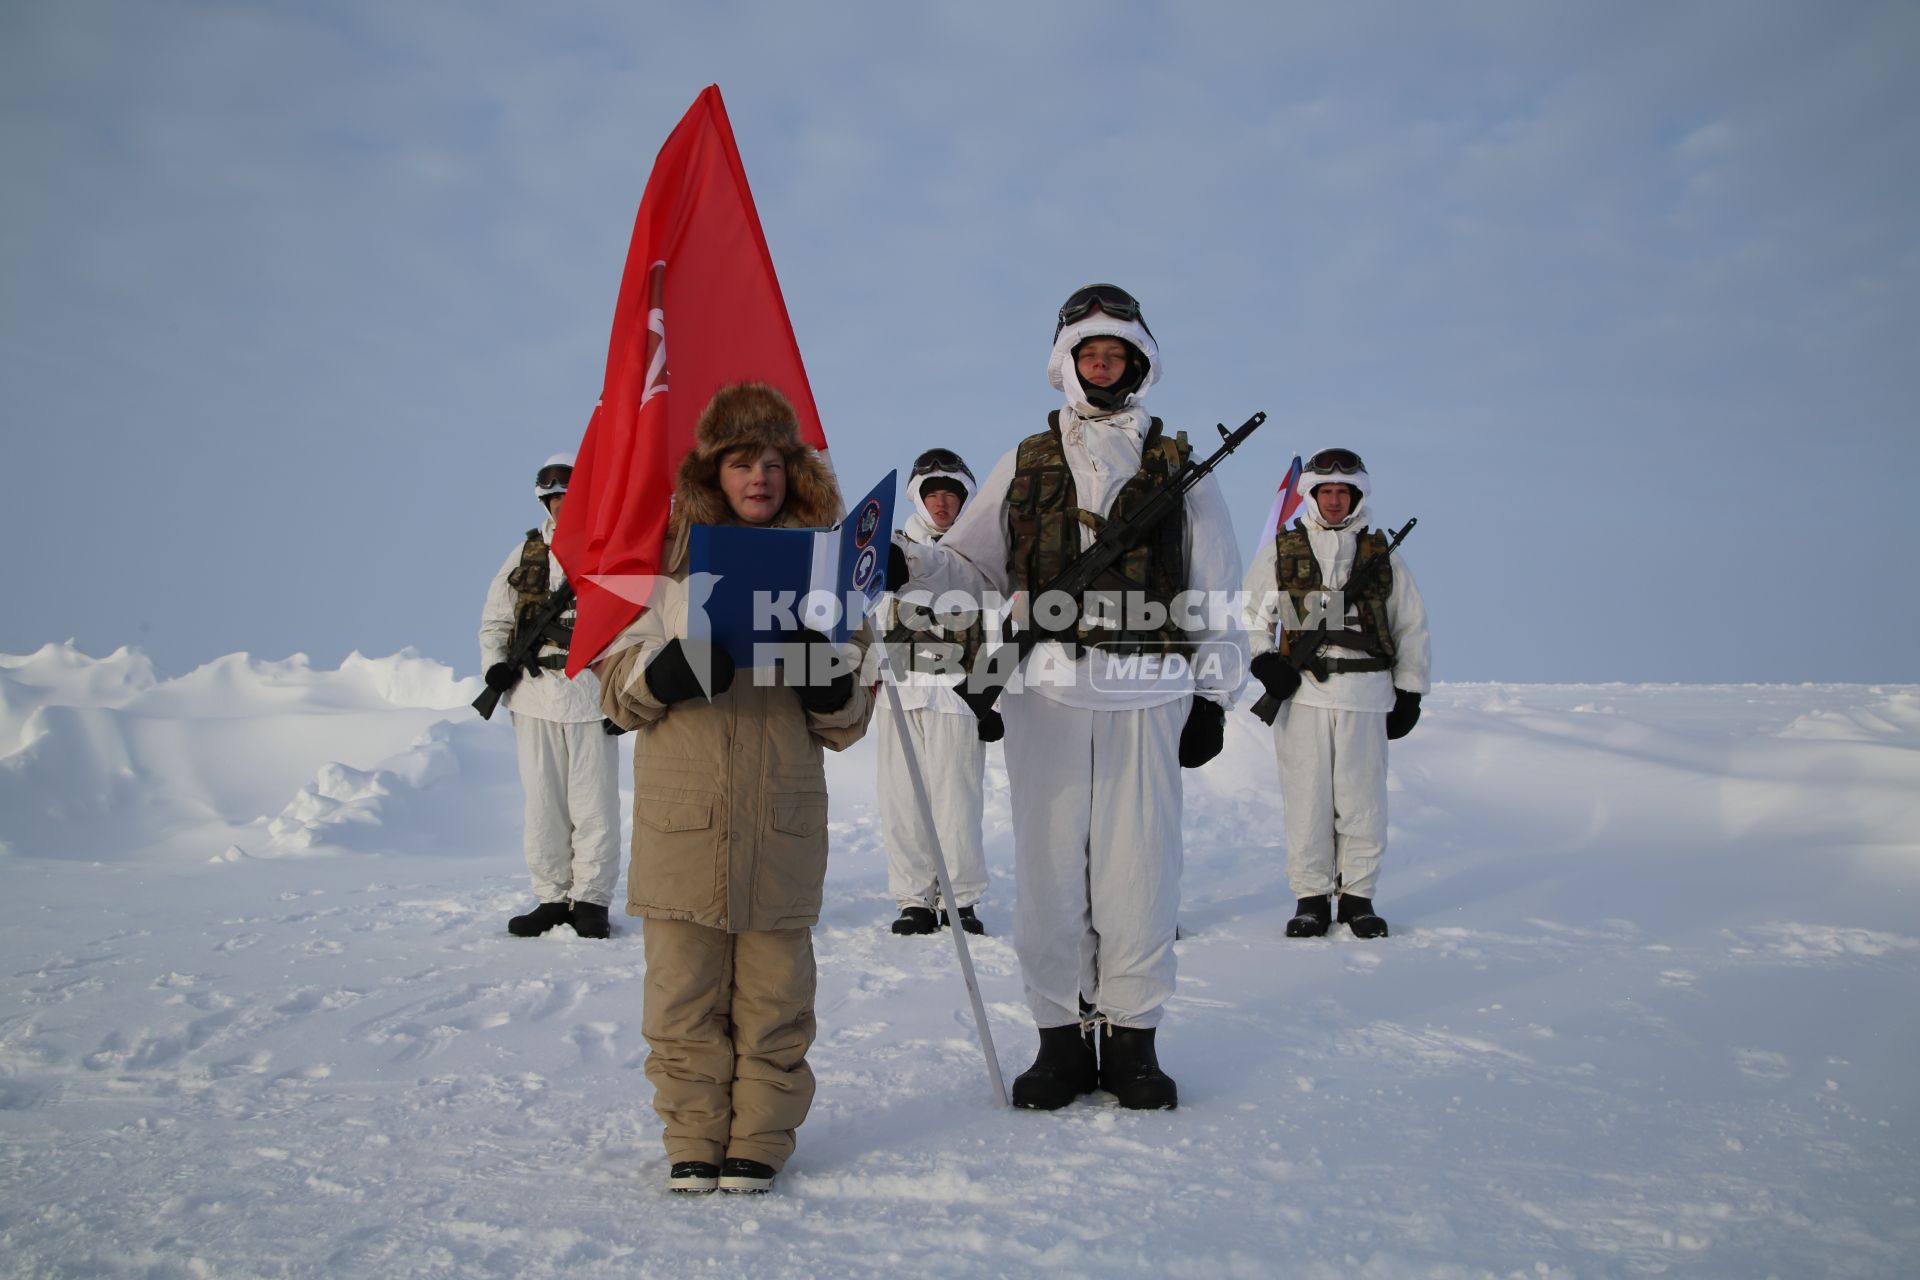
[1055,283,1155,342]
[1305,447,1365,476]
[910,447,975,482]
[1298,446,1371,510]
[534,452,575,503]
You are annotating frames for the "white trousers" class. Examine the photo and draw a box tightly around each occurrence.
[876,705,989,911]
[512,713,621,907]
[1274,702,1389,900]
[1001,693,1186,1030]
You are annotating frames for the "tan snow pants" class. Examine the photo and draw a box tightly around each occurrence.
[640,918,817,1170]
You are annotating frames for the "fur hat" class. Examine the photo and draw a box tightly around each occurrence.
[665,382,842,570]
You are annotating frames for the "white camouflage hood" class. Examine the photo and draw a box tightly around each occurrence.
[1296,446,1371,531]
[901,461,976,544]
[534,450,574,505]
[1047,312,1160,418]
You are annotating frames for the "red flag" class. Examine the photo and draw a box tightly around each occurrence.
[555,85,826,674]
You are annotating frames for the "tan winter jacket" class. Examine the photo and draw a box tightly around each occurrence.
[597,382,874,932]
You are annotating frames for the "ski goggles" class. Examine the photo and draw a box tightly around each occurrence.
[535,464,574,490]
[911,448,974,481]
[1305,448,1365,475]
[1055,283,1155,340]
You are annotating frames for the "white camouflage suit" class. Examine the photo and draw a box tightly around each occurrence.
[900,311,1245,1031]
[479,514,622,907]
[877,463,991,913]
[1241,460,1430,900]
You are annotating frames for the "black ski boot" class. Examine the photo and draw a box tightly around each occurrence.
[508,901,572,937]
[570,902,610,939]
[1099,1024,1178,1110]
[940,905,986,935]
[1285,895,1332,938]
[1010,1023,1097,1110]
[890,906,938,935]
[1338,895,1390,939]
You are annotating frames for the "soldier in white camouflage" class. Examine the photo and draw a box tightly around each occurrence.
[877,448,993,937]
[894,285,1247,1111]
[1241,448,1431,939]
[479,453,622,939]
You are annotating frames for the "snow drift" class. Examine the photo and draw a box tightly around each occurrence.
[0,642,492,861]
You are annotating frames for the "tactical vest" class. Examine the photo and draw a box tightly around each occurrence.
[1273,521,1395,669]
[507,529,574,666]
[1005,413,1190,655]
[883,602,990,679]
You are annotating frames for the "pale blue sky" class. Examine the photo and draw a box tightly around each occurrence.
[3,1,1915,682]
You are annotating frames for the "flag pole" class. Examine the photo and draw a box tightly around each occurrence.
[873,627,1009,1108]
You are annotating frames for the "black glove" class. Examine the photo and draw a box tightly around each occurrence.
[602,717,628,736]
[782,629,855,714]
[1248,651,1301,705]
[1178,697,1226,768]
[645,638,736,706]
[484,662,519,694]
[1386,689,1422,740]
[887,542,911,591]
[955,684,1006,743]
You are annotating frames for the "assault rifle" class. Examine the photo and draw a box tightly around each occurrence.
[952,411,1268,736]
[1249,516,1416,725]
[472,582,577,721]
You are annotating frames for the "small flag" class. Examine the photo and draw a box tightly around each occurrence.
[1257,455,1305,545]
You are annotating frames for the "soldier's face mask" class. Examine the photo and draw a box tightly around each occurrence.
[1306,448,1365,475]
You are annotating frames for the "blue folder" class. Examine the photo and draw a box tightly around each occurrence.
[687,471,896,666]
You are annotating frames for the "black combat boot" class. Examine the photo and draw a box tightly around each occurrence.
[1010,1023,1097,1110]
[1285,895,1332,938]
[508,901,573,937]
[890,906,938,935]
[1337,895,1390,939]
[940,905,986,935]
[1099,1024,1178,1110]
[569,901,610,939]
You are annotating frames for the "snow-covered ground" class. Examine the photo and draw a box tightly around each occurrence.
[3,642,1916,1278]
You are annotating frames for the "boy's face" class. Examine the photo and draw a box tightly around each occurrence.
[922,487,963,530]
[1075,337,1133,389]
[1313,483,1355,524]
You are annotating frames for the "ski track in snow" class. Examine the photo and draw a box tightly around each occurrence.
[3,646,1918,1278]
